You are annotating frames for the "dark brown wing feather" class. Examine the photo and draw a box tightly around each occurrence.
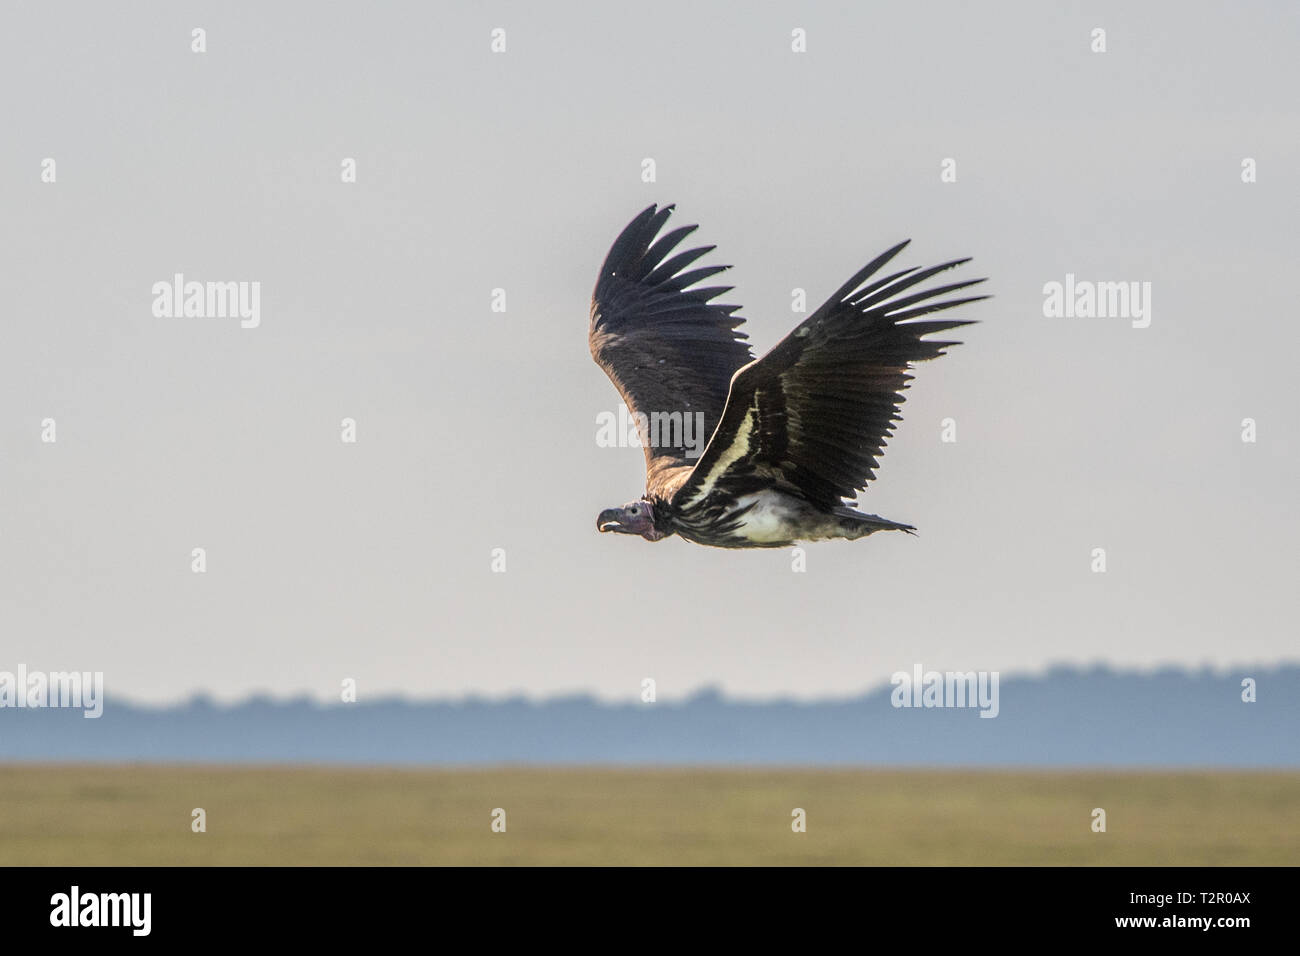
[590,204,753,494]
[674,241,986,511]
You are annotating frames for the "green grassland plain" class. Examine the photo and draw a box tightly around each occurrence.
[0,766,1295,866]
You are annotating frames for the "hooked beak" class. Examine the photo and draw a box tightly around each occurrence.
[597,508,623,533]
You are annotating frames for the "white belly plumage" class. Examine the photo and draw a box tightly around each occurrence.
[728,493,807,543]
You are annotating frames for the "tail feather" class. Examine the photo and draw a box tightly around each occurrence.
[834,508,916,539]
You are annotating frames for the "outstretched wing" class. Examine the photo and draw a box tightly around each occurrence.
[673,241,986,511]
[590,204,753,495]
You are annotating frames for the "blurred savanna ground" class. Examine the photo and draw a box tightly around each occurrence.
[1,765,1295,866]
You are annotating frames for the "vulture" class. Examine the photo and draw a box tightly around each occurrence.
[590,204,985,548]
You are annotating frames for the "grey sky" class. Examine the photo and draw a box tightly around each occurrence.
[2,1,1296,705]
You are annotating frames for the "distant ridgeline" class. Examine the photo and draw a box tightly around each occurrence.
[0,665,1295,766]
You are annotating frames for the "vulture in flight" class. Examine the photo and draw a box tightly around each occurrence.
[590,204,985,549]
